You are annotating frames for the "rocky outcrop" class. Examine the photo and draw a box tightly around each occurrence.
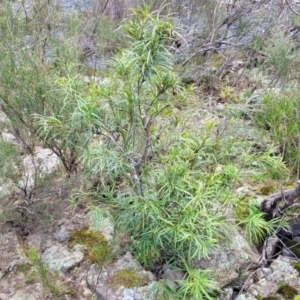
[41,243,85,272]
[237,256,300,300]
[19,146,62,194]
[0,232,21,281]
[192,224,260,288]
[87,252,156,300]
[0,283,46,300]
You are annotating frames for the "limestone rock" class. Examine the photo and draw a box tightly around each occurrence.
[0,179,17,199]
[0,283,46,300]
[41,243,84,272]
[90,216,114,242]
[163,264,185,283]
[219,287,234,300]
[1,131,22,150]
[192,225,259,288]
[242,256,300,299]
[0,232,20,273]
[19,147,62,193]
[86,252,155,300]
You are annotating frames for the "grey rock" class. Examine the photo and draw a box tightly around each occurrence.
[235,294,252,300]
[192,224,259,288]
[269,256,297,274]
[163,264,185,282]
[132,283,156,300]
[2,132,21,148]
[1,283,46,300]
[255,269,264,281]
[41,243,84,272]
[19,147,62,193]
[0,110,9,123]
[123,289,135,300]
[0,178,17,199]
[88,214,114,242]
[86,252,155,300]
[244,256,300,299]
[26,233,52,252]
[219,287,233,300]
[0,232,20,272]
[53,216,84,243]
[53,225,72,243]
[253,279,277,297]
[235,186,256,197]
[267,271,286,284]
[264,236,278,260]
[261,267,272,277]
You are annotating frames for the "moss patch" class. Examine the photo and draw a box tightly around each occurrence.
[277,284,298,299]
[293,295,300,300]
[257,185,275,195]
[68,227,108,263]
[234,197,253,220]
[107,268,148,288]
[294,262,300,275]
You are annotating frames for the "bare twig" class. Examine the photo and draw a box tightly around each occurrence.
[286,0,300,16]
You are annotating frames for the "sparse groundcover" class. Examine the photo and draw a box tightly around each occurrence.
[21,247,72,298]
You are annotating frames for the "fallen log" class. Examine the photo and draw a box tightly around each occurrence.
[260,184,300,218]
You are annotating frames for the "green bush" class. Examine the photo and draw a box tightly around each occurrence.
[0,139,22,185]
[21,247,71,298]
[264,30,298,81]
[76,8,289,299]
[255,90,300,175]
[236,204,290,245]
[0,1,84,173]
[0,0,122,174]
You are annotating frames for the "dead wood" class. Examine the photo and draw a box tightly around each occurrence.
[260,184,300,218]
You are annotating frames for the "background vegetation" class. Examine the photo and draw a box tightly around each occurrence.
[1,0,300,299]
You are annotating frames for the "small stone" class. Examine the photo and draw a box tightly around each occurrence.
[261,268,272,277]
[220,287,233,300]
[244,278,254,290]
[267,271,285,283]
[163,264,185,282]
[235,294,248,300]
[124,289,135,300]
[53,226,70,243]
[41,244,84,272]
[256,269,264,281]
[264,236,278,260]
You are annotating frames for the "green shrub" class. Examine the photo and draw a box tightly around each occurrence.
[0,1,85,173]
[73,8,290,298]
[0,0,122,174]
[255,90,300,175]
[0,139,22,184]
[264,30,298,81]
[236,204,290,245]
[21,247,71,298]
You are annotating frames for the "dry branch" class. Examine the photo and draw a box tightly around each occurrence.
[261,184,300,218]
